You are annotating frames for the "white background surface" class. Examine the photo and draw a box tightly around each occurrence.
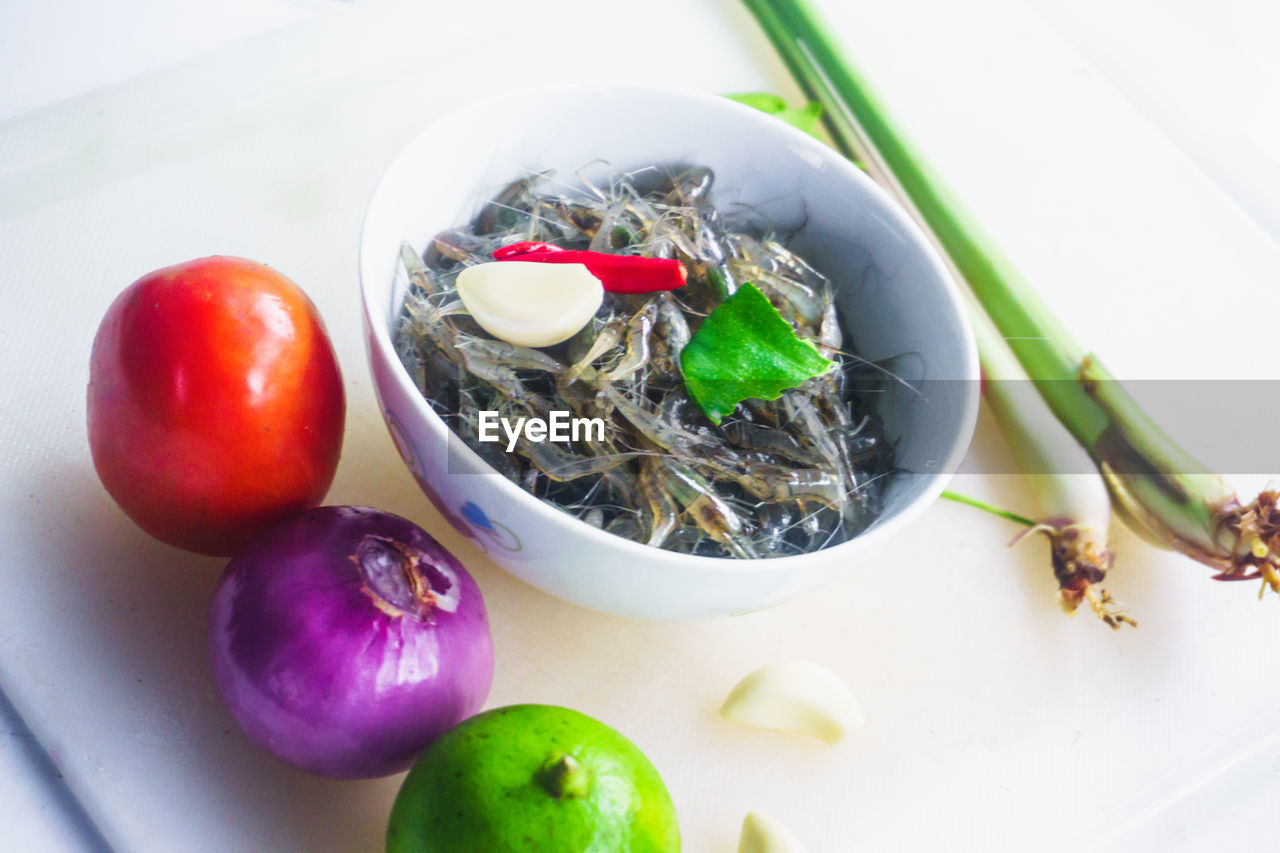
[2,0,1279,850]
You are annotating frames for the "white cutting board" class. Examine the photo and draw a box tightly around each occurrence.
[2,1,1279,850]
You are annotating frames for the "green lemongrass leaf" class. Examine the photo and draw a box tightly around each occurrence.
[940,490,1035,528]
[681,283,834,424]
[724,92,789,113]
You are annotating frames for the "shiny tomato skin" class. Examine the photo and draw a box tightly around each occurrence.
[88,257,345,556]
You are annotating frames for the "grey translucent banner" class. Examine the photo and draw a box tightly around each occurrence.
[430,379,1280,477]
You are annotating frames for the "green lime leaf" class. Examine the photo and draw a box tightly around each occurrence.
[681,283,834,424]
[724,92,789,114]
[774,102,824,137]
[724,93,825,139]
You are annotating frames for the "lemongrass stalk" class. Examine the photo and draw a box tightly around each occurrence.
[732,89,1131,626]
[918,229,1129,624]
[724,51,1129,625]
[967,292,1134,627]
[742,0,1280,593]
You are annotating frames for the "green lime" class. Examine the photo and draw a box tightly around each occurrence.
[386,704,680,853]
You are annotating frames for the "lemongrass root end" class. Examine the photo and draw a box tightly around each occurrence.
[1222,491,1280,595]
[1039,523,1136,629]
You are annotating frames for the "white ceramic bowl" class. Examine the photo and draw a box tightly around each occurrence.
[360,84,978,620]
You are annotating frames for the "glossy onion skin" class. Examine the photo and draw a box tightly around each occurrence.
[208,506,494,779]
[87,256,345,556]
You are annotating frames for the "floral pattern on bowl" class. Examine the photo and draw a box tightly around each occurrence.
[383,408,521,554]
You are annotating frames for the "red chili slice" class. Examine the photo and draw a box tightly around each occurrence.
[492,241,566,259]
[493,242,687,294]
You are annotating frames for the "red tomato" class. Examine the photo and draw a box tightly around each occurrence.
[88,257,345,556]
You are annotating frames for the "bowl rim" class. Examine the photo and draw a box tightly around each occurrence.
[359,81,980,574]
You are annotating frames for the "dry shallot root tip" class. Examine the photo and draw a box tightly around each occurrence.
[1040,523,1137,630]
[1216,490,1280,596]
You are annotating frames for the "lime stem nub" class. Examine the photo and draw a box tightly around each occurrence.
[536,754,590,799]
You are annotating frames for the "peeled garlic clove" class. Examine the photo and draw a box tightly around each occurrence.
[456,261,603,348]
[738,811,809,853]
[719,659,863,745]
